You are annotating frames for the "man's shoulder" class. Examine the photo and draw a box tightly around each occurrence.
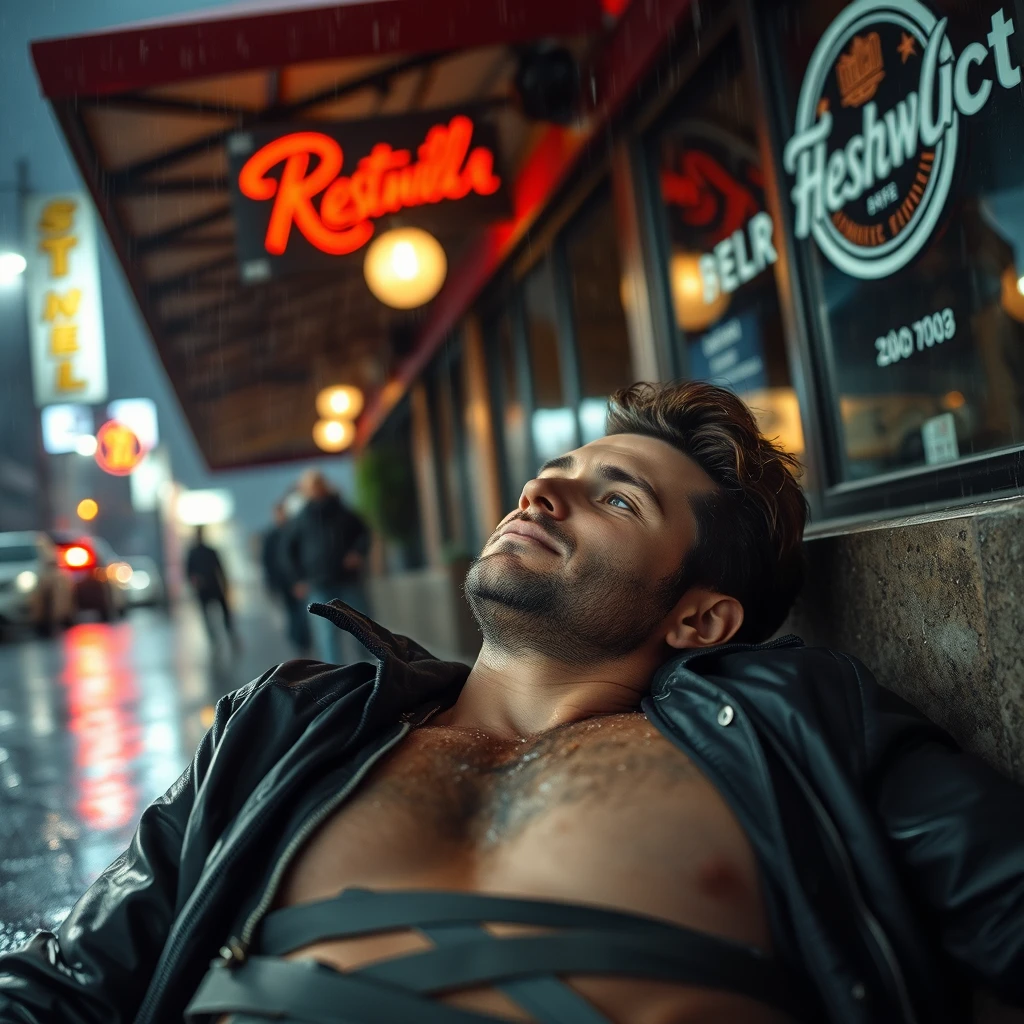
[228,658,376,718]
[656,638,878,733]
[678,636,869,683]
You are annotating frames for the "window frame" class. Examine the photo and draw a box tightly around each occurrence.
[482,288,537,511]
[741,0,1024,522]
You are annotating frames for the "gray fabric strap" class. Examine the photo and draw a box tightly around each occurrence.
[187,888,809,1023]
[187,957,498,1024]
[260,887,729,952]
[422,922,610,1024]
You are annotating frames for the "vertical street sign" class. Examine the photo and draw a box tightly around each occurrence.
[23,193,108,407]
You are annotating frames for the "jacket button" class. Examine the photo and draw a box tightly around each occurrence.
[851,982,866,1000]
[717,705,735,727]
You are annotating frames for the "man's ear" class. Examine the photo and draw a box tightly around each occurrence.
[664,588,744,650]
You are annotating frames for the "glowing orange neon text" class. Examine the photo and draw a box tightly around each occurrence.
[238,115,502,257]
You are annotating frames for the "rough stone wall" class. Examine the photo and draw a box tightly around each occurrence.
[784,498,1024,784]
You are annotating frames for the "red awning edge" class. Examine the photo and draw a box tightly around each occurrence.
[31,0,605,100]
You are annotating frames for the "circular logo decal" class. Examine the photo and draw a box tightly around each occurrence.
[95,420,144,476]
[785,0,959,279]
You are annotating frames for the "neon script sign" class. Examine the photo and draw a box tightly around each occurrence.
[238,115,501,258]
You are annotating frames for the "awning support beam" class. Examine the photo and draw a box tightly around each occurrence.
[137,208,233,255]
[80,92,252,118]
[107,50,445,189]
[113,177,229,196]
[147,253,237,298]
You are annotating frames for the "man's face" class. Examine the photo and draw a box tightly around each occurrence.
[465,433,715,665]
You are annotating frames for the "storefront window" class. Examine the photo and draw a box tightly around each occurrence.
[447,346,481,553]
[356,407,425,571]
[491,308,532,503]
[649,36,805,457]
[523,261,578,464]
[428,347,476,555]
[770,0,1024,481]
[564,192,635,443]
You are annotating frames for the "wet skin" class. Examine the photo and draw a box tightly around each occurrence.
[272,714,791,1023]
[239,436,792,1022]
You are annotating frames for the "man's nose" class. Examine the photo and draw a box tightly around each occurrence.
[519,475,570,519]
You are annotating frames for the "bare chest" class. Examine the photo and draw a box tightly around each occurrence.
[276,713,769,947]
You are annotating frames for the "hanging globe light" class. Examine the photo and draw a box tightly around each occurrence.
[313,418,356,453]
[363,227,447,309]
[315,384,364,421]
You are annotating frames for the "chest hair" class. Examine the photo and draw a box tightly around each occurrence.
[351,713,701,847]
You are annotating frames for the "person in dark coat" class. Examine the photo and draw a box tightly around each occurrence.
[184,525,237,651]
[281,470,370,663]
[261,502,311,657]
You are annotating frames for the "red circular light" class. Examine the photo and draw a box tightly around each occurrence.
[95,420,144,476]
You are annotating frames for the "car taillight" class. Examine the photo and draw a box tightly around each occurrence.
[61,545,96,569]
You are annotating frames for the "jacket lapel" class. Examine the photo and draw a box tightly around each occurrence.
[308,600,470,736]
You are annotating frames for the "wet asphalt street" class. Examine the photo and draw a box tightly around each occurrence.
[0,593,298,953]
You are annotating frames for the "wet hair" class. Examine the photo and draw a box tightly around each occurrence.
[605,381,809,643]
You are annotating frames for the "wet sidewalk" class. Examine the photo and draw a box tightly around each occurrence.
[0,593,300,953]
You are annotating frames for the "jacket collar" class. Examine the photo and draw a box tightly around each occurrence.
[311,599,805,719]
[649,633,804,697]
[309,600,471,726]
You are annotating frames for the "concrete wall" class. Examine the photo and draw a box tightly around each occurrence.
[366,559,481,664]
[785,497,1024,785]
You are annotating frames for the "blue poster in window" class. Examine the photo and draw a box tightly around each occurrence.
[687,311,767,393]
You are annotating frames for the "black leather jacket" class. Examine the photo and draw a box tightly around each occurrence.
[281,496,370,588]
[1,601,1022,1024]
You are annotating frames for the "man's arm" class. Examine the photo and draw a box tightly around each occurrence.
[211,549,228,596]
[341,505,371,559]
[352,508,370,556]
[861,666,1024,1009]
[278,518,306,595]
[0,680,257,1024]
[261,531,279,591]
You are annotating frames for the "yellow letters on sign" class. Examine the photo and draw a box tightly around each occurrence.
[55,360,86,393]
[39,236,78,278]
[38,200,77,235]
[42,288,82,321]
[27,193,105,406]
[50,325,79,356]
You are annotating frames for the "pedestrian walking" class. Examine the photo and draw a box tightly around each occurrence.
[185,525,238,652]
[281,470,372,664]
[262,502,311,657]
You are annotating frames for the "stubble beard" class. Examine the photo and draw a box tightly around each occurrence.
[464,544,676,667]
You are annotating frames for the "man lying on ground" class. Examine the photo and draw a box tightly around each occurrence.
[1,380,1022,1024]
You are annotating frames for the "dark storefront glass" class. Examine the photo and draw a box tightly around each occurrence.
[492,308,532,503]
[523,262,578,465]
[565,193,635,443]
[449,343,482,554]
[769,0,1024,481]
[358,404,425,571]
[648,36,805,457]
[427,346,476,555]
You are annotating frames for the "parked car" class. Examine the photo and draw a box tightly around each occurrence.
[0,531,75,636]
[52,534,127,622]
[120,556,165,608]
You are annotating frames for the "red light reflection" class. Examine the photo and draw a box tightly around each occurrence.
[61,624,140,832]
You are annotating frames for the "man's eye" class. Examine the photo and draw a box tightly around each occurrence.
[606,494,634,512]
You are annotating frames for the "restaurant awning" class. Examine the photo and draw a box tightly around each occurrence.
[30,0,606,468]
[32,0,692,468]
